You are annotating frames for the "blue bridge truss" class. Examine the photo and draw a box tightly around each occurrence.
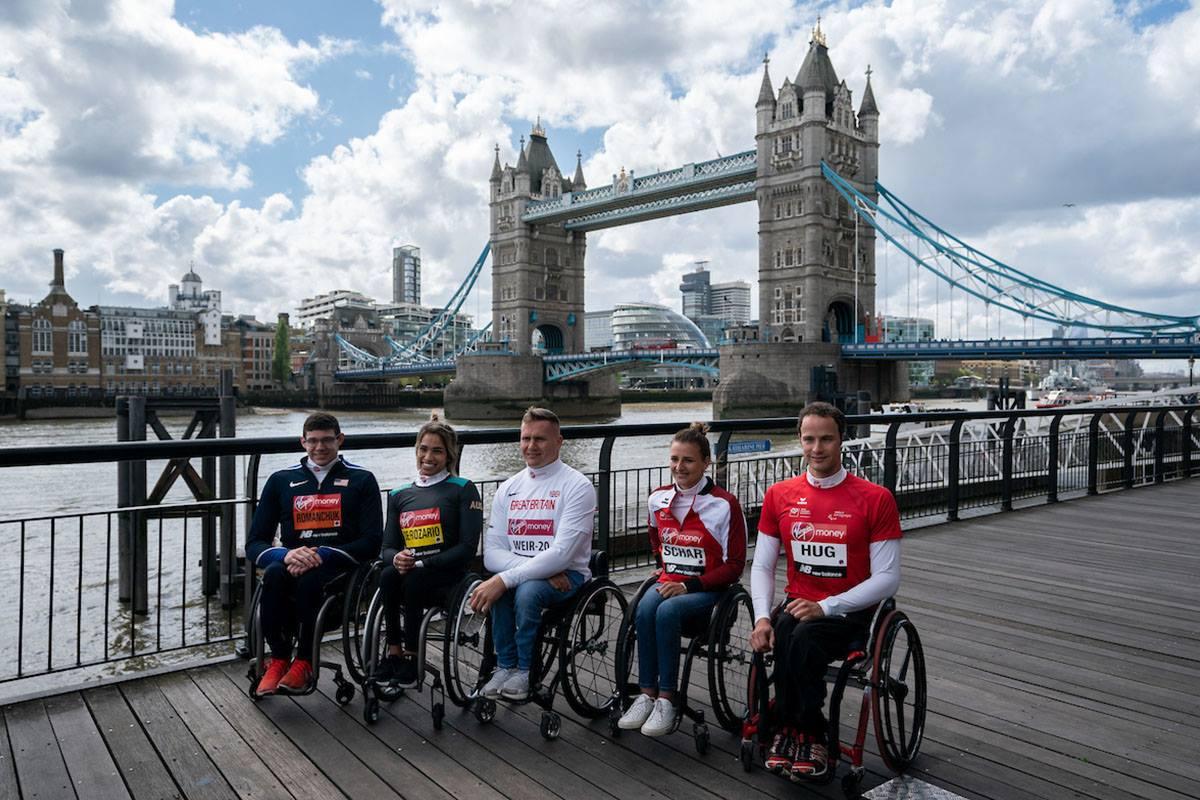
[843,335,1200,361]
[337,349,721,382]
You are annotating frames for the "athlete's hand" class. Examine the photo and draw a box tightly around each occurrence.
[284,546,322,575]
[394,549,417,573]
[547,572,571,592]
[785,597,825,621]
[469,575,508,613]
[656,581,687,598]
[750,619,774,652]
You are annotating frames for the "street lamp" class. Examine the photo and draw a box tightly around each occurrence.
[1189,355,1195,387]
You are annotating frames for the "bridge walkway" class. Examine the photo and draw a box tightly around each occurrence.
[2,481,1198,799]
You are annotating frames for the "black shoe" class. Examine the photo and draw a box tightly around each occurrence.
[396,655,419,686]
[373,654,403,683]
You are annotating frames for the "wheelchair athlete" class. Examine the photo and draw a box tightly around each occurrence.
[749,402,901,781]
[373,418,483,687]
[246,412,383,695]
[468,406,596,702]
[617,422,746,736]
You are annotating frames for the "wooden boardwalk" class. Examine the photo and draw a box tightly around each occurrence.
[2,481,1198,800]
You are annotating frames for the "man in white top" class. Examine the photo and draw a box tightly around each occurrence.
[469,407,596,701]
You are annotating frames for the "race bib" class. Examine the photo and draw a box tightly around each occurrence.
[400,507,444,552]
[293,494,342,537]
[659,517,706,576]
[789,522,848,578]
[508,518,554,556]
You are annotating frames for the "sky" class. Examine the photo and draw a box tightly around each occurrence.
[1,0,1198,354]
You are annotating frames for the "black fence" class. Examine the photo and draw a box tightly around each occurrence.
[0,405,1196,695]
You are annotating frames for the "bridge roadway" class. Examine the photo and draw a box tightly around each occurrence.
[2,480,1197,800]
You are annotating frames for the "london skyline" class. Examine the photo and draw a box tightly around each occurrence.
[1,1,1197,333]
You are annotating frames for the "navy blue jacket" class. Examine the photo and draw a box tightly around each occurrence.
[246,455,383,569]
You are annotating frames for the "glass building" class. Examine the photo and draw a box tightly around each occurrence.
[610,302,710,351]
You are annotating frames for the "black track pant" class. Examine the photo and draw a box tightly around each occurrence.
[772,610,871,736]
[260,560,351,661]
[379,565,463,651]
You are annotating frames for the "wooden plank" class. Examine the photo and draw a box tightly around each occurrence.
[121,680,237,800]
[210,665,400,800]
[5,700,75,799]
[186,668,345,800]
[84,686,183,800]
[44,693,131,800]
[0,711,21,800]
[155,673,294,800]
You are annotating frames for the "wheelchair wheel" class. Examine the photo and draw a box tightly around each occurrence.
[246,581,266,698]
[561,581,628,718]
[707,586,755,731]
[871,610,927,773]
[612,577,655,715]
[445,575,488,708]
[342,561,383,685]
[360,588,405,703]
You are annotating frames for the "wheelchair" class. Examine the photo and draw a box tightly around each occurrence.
[245,559,376,704]
[739,598,927,798]
[357,563,482,729]
[460,551,628,740]
[608,576,756,753]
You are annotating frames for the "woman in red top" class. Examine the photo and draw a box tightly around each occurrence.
[617,423,747,737]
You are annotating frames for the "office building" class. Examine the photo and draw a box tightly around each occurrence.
[393,245,421,305]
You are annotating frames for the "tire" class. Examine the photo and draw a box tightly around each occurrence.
[360,587,387,689]
[612,578,651,717]
[539,711,562,740]
[693,722,709,755]
[871,610,927,773]
[335,681,355,705]
[707,586,755,731]
[364,696,380,724]
[342,562,382,685]
[432,702,445,731]
[246,582,265,696]
[561,581,628,718]
[739,739,754,772]
[444,574,488,708]
[474,697,497,724]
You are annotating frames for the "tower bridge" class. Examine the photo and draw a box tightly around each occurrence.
[333,21,1198,419]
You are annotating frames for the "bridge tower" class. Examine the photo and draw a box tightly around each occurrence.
[755,21,880,344]
[489,121,588,355]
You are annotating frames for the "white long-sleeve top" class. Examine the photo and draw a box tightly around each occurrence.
[483,458,596,588]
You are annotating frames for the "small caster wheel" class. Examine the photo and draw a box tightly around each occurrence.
[608,709,621,738]
[739,739,754,772]
[364,697,380,724]
[248,685,259,701]
[539,711,561,741]
[335,682,355,705]
[474,697,497,724]
[235,642,251,660]
[841,771,863,799]
[432,703,445,731]
[693,723,709,755]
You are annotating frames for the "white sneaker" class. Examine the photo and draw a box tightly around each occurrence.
[617,694,656,730]
[640,698,676,737]
[499,670,531,701]
[480,667,515,699]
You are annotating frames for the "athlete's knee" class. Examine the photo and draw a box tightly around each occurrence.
[260,560,288,589]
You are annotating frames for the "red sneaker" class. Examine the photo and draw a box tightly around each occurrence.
[765,729,796,774]
[255,658,290,696]
[277,659,314,694]
[790,735,829,781]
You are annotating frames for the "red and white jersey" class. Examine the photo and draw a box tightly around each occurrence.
[647,477,746,591]
[757,472,901,602]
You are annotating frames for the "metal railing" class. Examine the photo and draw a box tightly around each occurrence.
[0,405,1196,694]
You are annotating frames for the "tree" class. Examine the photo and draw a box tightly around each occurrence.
[271,321,291,386]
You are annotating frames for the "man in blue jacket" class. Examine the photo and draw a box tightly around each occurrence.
[246,412,382,695]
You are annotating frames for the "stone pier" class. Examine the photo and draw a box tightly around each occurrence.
[444,353,621,421]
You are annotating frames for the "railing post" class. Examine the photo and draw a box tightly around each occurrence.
[201,409,218,597]
[714,430,733,489]
[121,396,148,615]
[1000,415,1017,512]
[1153,409,1167,485]
[1047,413,1062,503]
[1123,410,1137,489]
[116,397,131,601]
[946,419,963,522]
[1184,409,1196,478]
[1087,413,1100,495]
[219,370,238,609]
[597,435,615,556]
[883,422,899,495]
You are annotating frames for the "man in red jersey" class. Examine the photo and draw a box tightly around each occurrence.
[749,402,902,782]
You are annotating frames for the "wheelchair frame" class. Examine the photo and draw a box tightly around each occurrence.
[466,551,629,740]
[740,598,927,799]
[609,576,756,753]
[245,561,374,705]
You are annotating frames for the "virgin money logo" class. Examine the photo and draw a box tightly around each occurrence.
[294,494,340,512]
[790,522,816,541]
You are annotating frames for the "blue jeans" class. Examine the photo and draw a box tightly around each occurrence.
[491,571,586,671]
[635,585,719,694]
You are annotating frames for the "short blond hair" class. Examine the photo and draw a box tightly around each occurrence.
[522,406,560,429]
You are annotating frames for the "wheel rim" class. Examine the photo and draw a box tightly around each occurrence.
[362,590,387,685]
[711,590,755,730]
[563,583,627,717]
[447,578,488,707]
[872,612,927,772]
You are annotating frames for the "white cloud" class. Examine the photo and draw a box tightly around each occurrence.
[0,0,1198,343]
